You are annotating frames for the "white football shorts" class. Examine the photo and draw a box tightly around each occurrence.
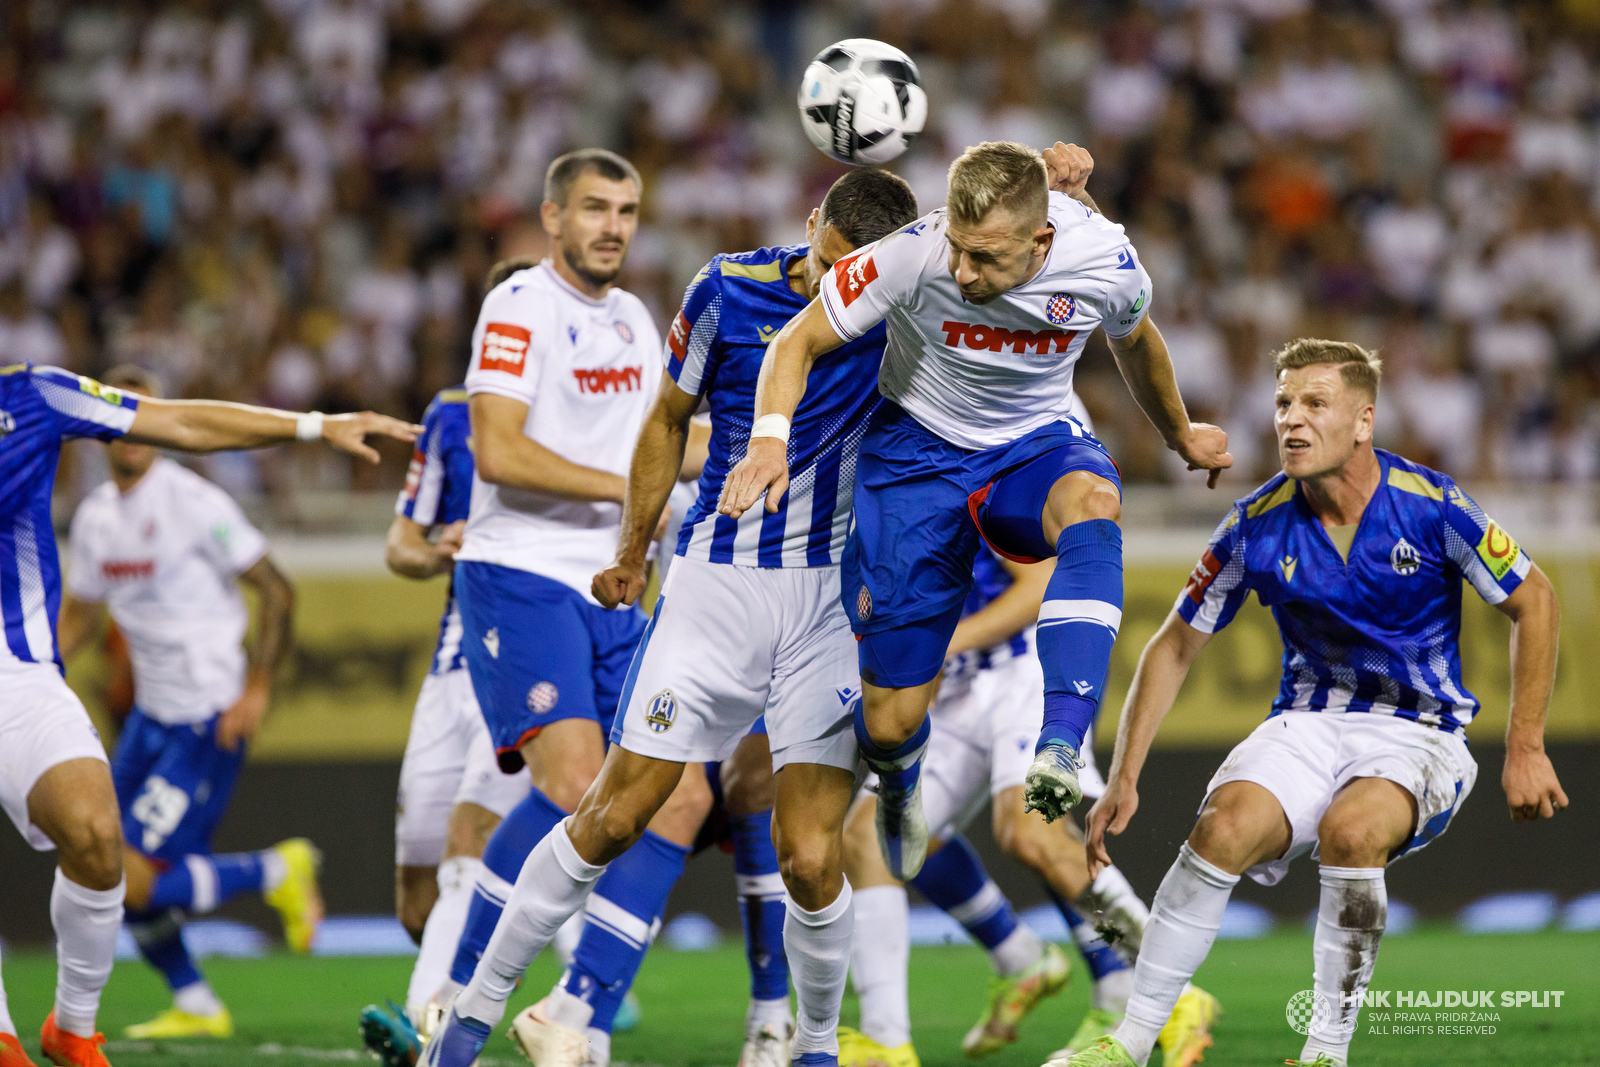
[395,668,530,866]
[888,648,1105,841]
[613,556,858,772]
[0,665,110,851]
[1205,710,1478,886]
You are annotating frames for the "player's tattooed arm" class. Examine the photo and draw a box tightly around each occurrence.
[1495,563,1569,822]
[218,554,295,752]
[1106,317,1232,489]
[127,399,419,461]
[595,371,699,609]
[1086,609,1213,876]
[470,393,628,502]
[1043,141,1099,214]
[719,300,844,518]
[385,516,464,580]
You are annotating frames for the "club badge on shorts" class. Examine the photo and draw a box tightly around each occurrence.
[857,585,873,622]
[646,689,677,733]
[526,681,559,714]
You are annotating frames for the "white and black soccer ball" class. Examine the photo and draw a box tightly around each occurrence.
[797,39,927,166]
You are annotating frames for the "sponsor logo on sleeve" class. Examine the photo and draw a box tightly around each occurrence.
[79,378,126,406]
[479,322,532,375]
[1184,549,1222,603]
[403,451,424,499]
[667,310,690,363]
[832,251,878,308]
[1476,521,1521,580]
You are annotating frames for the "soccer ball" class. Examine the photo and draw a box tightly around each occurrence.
[797,39,927,166]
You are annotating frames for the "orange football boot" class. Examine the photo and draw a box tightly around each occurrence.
[0,1033,40,1067]
[38,1013,110,1067]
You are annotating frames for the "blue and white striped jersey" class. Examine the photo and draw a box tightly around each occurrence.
[1178,450,1531,734]
[396,387,473,674]
[0,364,140,674]
[667,245,887,567]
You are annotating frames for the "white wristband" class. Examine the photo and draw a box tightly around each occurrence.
[750,414,790,444]
[295,411,325,442]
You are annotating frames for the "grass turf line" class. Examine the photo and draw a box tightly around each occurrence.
[0,927,1593,1066]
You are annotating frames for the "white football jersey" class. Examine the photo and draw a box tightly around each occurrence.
[66,458,269,724]
[820,192,1152,451]
[456,261,661,602]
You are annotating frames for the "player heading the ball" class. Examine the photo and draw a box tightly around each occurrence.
[719,140,1231,881]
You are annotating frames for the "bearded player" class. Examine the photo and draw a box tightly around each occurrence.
[0,362,413,1067]
[1061,339,1567,1067]
[719,141,1231,884]
[422,169,921,1067]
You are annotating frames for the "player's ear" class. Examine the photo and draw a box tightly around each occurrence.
[805,208,820,244]
[539,199,561,237]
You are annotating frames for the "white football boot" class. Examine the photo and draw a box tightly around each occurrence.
[509,999,591,1067]
[737,1019,793,1067]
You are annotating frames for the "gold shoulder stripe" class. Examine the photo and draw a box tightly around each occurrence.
[439,389,468,403]
[0,363,27,376]
[1387,467,1444,501]
[720,260,784,283]
[1245,479,1297,519]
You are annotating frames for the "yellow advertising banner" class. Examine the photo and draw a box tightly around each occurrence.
[64,561,1600,760]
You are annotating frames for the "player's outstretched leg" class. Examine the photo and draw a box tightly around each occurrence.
[851,692,933,881]
[731,807,792,1063]
[907,837,1068,1057]
[423,749,688,1067]
[122,908,232,1039]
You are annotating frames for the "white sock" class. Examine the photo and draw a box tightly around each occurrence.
[584,1026,611,1065]
[260,848,288,893]
[453,821,605,1029]
[0,939,16,1036]
[746,995,792,1034]
[786,879,854,1056]
[1112,844,1237,1065]
[989,923,1046,977]
[553,910,585,967]
[1093,968,1134,1014]
[1301,866,1386,1067]
[406,856,482,1021]
[849,885,909,1048]
[51,869,126,1038]
[173,980,224,1017]
[1080,864,1149,957]
[542,985,594,1031]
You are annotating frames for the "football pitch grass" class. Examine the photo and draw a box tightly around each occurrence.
[2,926,1594,1066]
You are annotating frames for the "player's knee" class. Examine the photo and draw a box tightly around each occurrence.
[58,805,124,891]
[777,831,840,901]
[722,742,776,817]
[1188,804,1261,873]
[1317,816,1391,868]
[653,767,715,843]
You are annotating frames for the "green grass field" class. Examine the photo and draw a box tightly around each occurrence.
[2,927,1594,1066]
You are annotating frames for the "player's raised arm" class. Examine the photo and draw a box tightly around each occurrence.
[595,370,700,608]
[125,398,418,462]
[716,301,845,519]
[1086,609,1213,877]
[1106,317,1232,488]
[1493,563,1568,821]
[1043,140,1100,215]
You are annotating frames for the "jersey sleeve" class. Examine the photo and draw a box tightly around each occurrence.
[191,482,271,576]
[1097,243,1153,341]
[30,367,139,441]
[818,221,927,341]
[664,261,724,398]
[1440,483,1531,605]
[397,398,473,526]
[465,283,551,406]
[65,508,109,603]
[1175,503,1252,633]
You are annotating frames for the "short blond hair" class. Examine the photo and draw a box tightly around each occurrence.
[1273,338,1383,400]
[947,141,1048,229]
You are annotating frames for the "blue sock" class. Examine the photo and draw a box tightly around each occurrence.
[853,698,931,796]
[125,907,204,992]
[1035,519,1122,754]
[561,830,690,1033]
[433,1010,493,1066]
[146,852,268,912]
[909,836,1020,951]
[729,809,788,1001]
[1051,890,1130,981]
[448,786,568,986]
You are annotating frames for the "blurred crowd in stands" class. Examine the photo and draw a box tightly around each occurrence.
[6,0,1600,512]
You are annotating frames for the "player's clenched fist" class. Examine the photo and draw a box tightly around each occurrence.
[593,558,649,609]
[718,436,790,519]
[1502,747,1569,822]
[1043,141,1094,200]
